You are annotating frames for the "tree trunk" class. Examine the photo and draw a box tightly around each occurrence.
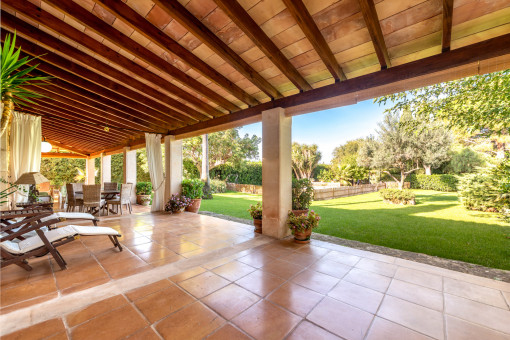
[399,170,405,190]
[424,165,432,175]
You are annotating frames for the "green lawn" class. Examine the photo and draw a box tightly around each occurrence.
[200,190,510,270]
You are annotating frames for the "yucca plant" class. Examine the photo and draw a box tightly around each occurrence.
[1,32,51,136]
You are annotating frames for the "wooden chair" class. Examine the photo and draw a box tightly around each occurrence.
[103,182,118,191]
[82,184,105,215]
[66,183,83,212]
[106,183,133,215]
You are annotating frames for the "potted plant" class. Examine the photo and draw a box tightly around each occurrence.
[182,179,204,213]
[292,178,314,216]
[136,182,152,206]
[165,194,191,214]
[287,210,321,243]
[248,202,263,233]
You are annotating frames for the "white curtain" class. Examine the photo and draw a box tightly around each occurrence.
[10,112,41,202]
[145,133,165,212]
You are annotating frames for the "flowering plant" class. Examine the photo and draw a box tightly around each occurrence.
[287,210,321,234]
[247,202,262,219]
[165,194,191,213]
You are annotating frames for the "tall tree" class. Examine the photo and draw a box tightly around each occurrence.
[292,143,322,179]
[375,70,510,135]
[331,139,364,166]
[415,121,453,175]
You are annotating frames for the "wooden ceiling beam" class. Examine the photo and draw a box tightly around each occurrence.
[213,0,312,92]
[171,33,510,136]
[41,121,122,144]
[89,137,147,158]
[442,0,454,52]
[282,0,346,81]
[42,139,90,156]
[358,0,391,69]
[152,0,281,100]
[42,152,88,159]
[42,127,113,147]
[95,0,258,107]
[0,17,207,123]
[42,0,239,112]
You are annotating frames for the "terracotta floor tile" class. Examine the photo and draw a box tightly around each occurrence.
[2,318,66,340]
[126,242,166,254]
[236,270,286,297]
[134,284,195,323]
[155,301,224,340]
[0,292,58,315]
[71,304,148,340]
[267,282,324,317]
[366,317,434,340]
[394,267,443,291]
[261,246,296,259]
[149,254,185,267]
[323,251,361,266]
[124,327,161,340]
[61,277,111,296]
[181,248,207,258]
[126,279,173,301]
[206,324,251,340]
[202,284,260,319]
[378,295,444,339]
[54,260,108,291]
[309,259,352,279]
[169,266,206,283]
[233,300,301,340]
[108,263,152,280]
[387,279,443,311]
[287,321,341,340]
[295,245,331,257]
[443,277,508,309]
[281,251,321,267]
[66,295,128,327]
[1,276,57,308]
[292,269,340,294]
[178,271,230,298]
[137,248,180,263]
[355,258,397,277]
[445,315,510,340]
[212,261,256,281]
[307,297,374,340]
[45,332,68,340]
[444,294,510,334]
[237,251,276,268]
[328,280,384,314]
[166,242,202,254]
[260,259,304,280]
[343,268,391,293]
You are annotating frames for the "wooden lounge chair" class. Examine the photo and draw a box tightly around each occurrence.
[1,214,122,271]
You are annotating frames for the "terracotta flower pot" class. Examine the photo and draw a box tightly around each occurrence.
[137,194,151,206]
[185,198,202,213]
[293,228,312,243]
[253,219,262,233]
[292,209,309,216]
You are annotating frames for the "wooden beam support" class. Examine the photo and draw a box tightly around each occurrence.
[152,0,282,100]
[94,0,258,107]
[282,0,346,81]
[41,0,239,112]
[41,152,87,159]
[358,0,391,69]
[89,137,147,158]
[171,33,510,136]
[43,139,90,156]
[213,0,312,91]
[442,0,454,53]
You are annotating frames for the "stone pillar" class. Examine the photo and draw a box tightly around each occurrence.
[100,153,111,187]
[164,135,182,204]
[262,107,292,239]
[123,147,137,203]
[85,158,95,184]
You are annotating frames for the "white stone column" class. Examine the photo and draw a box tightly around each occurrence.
[123,147,137,203]
[100,153,111,188]
[262,107,292,239]
[85,158,95,184]
[164,135,182,204]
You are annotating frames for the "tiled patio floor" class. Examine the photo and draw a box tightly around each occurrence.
[1,212,509,340]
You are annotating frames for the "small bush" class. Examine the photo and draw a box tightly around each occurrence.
[210,179,227,193]
[292,178,314,210]
[408,174,458,192]
[136,182,152,195]
[248,202,262,219]
[459,173,500,212]
[379,189,416,205]
[181,179,204,199]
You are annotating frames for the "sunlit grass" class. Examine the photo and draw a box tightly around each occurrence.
[201,190,510,270]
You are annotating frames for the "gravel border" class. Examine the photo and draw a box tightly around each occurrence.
[199,211,510,283]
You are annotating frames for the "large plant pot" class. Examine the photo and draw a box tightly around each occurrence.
[186,198,202,213]
[293,228,312,244]
[292,209,309,216]
[137,194,151,206]
[253,219,262,233]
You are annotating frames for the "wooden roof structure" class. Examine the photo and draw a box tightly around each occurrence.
[3,0,510,157]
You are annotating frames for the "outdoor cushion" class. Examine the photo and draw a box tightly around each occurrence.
[40,212,96,222]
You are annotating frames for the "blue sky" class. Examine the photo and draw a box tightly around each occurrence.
[239,99,388,164]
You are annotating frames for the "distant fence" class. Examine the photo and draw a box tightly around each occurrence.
[227,181,409,200]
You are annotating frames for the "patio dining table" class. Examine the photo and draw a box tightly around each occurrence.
[74,190,120,215]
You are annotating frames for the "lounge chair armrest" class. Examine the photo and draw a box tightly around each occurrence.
[0,216,63,242]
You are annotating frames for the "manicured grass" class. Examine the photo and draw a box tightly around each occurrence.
[201,190,510,270]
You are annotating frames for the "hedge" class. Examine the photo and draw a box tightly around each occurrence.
[408,174,458,192]
[210,162,262,185]
[379,189,416,205]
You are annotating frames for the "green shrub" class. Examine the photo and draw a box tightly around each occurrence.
[181,178,204,199]
[292,178,314,210]
[408,174,458,191]
[459,173,500,212]
[210,179,227,193]
[136,182,152,195]
[183,158,200,179]
[210,162,262,185]
[379,189,416,205]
